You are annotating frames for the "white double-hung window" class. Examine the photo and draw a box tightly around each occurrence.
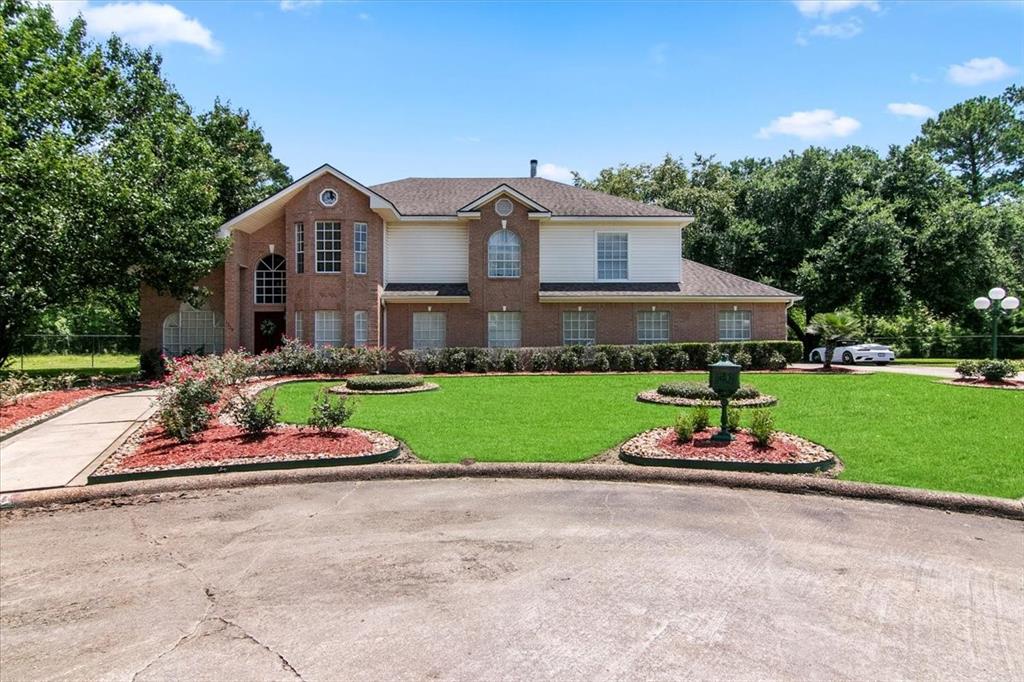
[315,221,342,273]
[353,310,368,347]
[636,311,670,344]
[314,310,342,347]
[596,232,628,280]
[353,222,367,275]
[719,310,752,341]
[412,312,446,349]
[487,312,521,348]
[562,311,596,345]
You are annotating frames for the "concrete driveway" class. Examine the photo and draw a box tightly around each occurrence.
[2,479,1020,681]
[791,362,1023,380]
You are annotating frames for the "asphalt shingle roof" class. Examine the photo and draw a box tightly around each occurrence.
[383,283,470,297]
[369,177,688,218]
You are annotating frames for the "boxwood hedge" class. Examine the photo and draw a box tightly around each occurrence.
[345,374,425,391]
[395,341,801,374]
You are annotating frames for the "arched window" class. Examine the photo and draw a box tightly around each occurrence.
[255,254,286,304]
[162,303,224,357]
[487,230,521,278]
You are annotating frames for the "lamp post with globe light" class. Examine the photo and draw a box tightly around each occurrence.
[973,287,1020,359]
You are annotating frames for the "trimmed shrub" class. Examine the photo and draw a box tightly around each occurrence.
[139,348,166,380]
[670,350,690,371]
[156,377,218,443]
[692,405,710,431]
[530,351,551,372]
[749,409,774,447]
[766,351,788,371]
[732,349,753,369]
[397,349,419,374]
[592,351,610,372]
[955,359,981,379]
[635,349,657,372]
[556,348,581,373]
[727,406,742,432]
[978,359,1019,382]
[674,412,694,443]
[500,350,520,373]
[308,388,354,432]
[464,348,492,373]
[345,374,425,391]
[733,384,761,400]
[657,382,717,400]
[441,349,467,373]
[227,390,279,437]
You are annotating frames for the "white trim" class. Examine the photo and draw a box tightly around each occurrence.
[538,294,801,304]
[381,294,471,304]
[218,164,400,235]
[543,215,691,225]
[457,184,550,213]
[318,187,339,207]
[454,211,482,219]
[595,231,629,282]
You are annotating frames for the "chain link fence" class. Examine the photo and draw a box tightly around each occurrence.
[10,334,141,371]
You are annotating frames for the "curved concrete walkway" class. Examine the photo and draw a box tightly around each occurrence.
[1,479,1020,680]
[0,389,158,493]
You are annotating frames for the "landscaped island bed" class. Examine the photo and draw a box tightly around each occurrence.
[268,372,1023,499]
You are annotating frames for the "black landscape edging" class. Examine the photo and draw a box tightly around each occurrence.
[86,446,401,484]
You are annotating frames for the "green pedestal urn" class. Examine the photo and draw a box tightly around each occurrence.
[709,356,741,442]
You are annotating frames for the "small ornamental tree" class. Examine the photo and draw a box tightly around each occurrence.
[806,311,863,370]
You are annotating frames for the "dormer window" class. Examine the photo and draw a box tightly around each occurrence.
[319,188,338,207]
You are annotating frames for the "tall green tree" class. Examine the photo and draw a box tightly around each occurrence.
[198,99,291,222]
[0,1,227,365]
[918,86,1023,203]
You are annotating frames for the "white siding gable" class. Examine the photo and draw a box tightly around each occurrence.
[539,225,681,282]
[385,223,468,283]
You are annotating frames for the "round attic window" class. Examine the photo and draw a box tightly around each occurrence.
[319,188,339,207]
[495,198,514,217]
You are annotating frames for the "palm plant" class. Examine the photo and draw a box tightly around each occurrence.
[807,311,862,370]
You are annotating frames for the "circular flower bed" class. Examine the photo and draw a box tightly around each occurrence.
[332,374,439,395]
[91,423,401,482]
[619,427,834,473]
[939,378,1024,391]
[637,381,777,408]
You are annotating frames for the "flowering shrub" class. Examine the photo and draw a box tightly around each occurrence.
[157,376,218,442]
[955,359,980,379]
[766,351,788,371]
[592,351,610,372]
[346,375,424,391]
[979,359,1019,382]
[732,349,753,369]
[307,388,353,432]
[226,389,279,437]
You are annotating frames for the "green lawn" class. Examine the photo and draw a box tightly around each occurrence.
[268,373,1024,499]
[2,353,139,378]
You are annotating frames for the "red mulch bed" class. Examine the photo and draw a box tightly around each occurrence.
[946,378,1024,390]
[654,429,801,463]
[117,424,377,470]
[0,387,124,431]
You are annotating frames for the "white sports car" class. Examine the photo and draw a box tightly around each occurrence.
[809,343,896,365]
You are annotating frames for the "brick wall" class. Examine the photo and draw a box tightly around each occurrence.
[139,266,226,353]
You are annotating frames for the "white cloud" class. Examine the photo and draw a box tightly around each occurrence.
[42,1,219,53]
[537,163,574,183]
[947,57,1017,86]
[887,102,935,118]
[279,0,322,10]
[757,109,861,140]
[808,19,862,39]
[792,0,879,17]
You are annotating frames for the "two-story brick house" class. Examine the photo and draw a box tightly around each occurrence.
[141,163,799,356]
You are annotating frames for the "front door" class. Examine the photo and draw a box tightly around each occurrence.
[254,311,286,354]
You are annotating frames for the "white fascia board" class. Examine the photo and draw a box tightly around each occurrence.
[457,184,550,213]
[542,215,693,226]
[537,294,800,304]
[219,164,401,234]
[380,295,471,304]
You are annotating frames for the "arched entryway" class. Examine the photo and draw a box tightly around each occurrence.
[254,254,286,354]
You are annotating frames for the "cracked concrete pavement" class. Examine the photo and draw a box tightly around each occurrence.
[1,478,1021,681]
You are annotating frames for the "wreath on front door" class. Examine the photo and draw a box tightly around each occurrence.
[260,319,277,338]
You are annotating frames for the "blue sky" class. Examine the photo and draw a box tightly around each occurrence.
[47,0,1024,184]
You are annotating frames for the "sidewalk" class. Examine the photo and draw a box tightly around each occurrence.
[0,389,158,493]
